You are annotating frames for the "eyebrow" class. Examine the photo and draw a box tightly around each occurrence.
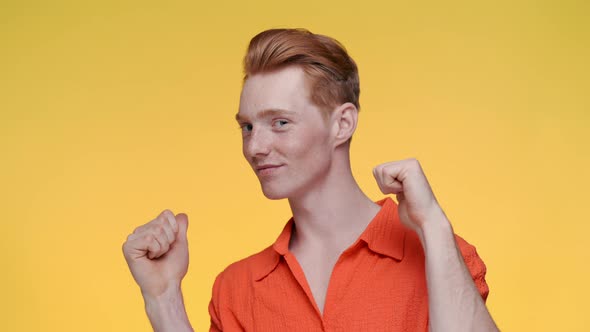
[235,109,296,123]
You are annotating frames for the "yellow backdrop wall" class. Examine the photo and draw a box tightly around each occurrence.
[1,0,589,331]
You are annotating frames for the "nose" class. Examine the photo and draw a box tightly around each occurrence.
[243,127,271,161]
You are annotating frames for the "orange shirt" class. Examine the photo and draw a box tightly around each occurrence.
[209,197,489,331]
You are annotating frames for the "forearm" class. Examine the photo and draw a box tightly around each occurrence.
[419,210,498,332]
[143,283,194,332]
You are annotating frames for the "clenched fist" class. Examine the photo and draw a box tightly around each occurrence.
[122,210,190,298]
[373,158,445,234]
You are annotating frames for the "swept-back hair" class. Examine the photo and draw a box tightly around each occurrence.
[243,28,360,114]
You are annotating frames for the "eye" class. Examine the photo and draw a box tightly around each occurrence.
[240,123,253,133]
[273,120,289,129]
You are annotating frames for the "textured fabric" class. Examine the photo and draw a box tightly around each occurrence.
[209,197,489,331]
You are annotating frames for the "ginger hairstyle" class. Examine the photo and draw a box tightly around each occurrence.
[243,28,360,115]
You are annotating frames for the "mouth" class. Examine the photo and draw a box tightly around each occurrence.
[255,164,284,176]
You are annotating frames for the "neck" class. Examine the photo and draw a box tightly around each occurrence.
[287,155,381,251]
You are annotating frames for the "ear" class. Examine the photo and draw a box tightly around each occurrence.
[330,102,358,148]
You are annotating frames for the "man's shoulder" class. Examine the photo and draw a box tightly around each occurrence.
[213,244,279,287]
[208,245,280,324]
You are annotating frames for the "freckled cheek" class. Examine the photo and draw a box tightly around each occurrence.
[275,128,330,160]
[289,134,329,161]
[283,130,312,149]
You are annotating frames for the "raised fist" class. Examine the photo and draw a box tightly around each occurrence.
[122,210,189,298]
[373,158,444,233]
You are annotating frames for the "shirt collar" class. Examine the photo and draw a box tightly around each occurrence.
[254,197,406,281]
[359,197,406,261]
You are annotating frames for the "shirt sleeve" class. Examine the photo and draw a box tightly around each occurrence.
[208,269,246,331]
[208,272,223,332]
[209,301,222,331]
[455,234,490,302]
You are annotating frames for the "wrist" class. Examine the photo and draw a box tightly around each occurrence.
[416,207,453,247]
[142,280,182,301]
[143,283,192,332]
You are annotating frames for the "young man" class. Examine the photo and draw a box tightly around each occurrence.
[123,28,499,331]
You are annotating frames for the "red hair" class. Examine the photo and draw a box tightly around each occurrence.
[243,28,360,114]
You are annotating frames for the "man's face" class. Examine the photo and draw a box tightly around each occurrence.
[236,66,334,200]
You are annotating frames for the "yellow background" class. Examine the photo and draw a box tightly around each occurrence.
[1,0,589,330]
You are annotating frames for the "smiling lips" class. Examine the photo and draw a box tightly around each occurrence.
[256,164,284,176]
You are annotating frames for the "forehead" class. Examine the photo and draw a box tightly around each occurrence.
[238,66,313,118]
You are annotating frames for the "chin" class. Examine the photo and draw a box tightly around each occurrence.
[260,188,288,200]
[260,183,293,200]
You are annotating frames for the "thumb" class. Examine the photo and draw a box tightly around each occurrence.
[175,213,189,242]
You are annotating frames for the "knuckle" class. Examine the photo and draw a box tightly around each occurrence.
[161,209,173,218]
[159,214,170,225]
[155,224,166,236]
[144,234,155,243]
[150,217,163,228]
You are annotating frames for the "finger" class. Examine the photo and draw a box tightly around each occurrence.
[380,163,400,182]
[373,166,388,195]
[384,162,411,190]
[151,226,171,258]
[387,180,404,194]
[129,218,173,244]
[175,213,189,243]
[155,216,176,244]
[372,166,380,185]
[123,233,161,260]
[147,235,162,259]
[373,166,388,194]
[377,164,398,194]
[162,222,175,244]
[161,209,178,233]
[382,165,404,193]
